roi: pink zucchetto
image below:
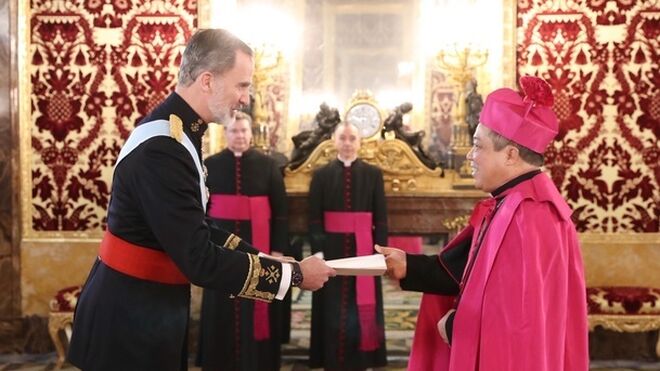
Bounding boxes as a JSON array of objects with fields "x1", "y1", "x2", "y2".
[{"x1": 479, "y1": 76, "x2": 559, "y2": 154}]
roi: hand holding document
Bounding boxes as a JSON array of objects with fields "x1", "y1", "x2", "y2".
[{"x1": 324, "y1": 254, "x2": 387, "y2": 276}]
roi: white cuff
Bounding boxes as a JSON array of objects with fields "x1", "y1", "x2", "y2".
[{"x1": 276, "y1": 263, "x2": 292, "y2": 300}]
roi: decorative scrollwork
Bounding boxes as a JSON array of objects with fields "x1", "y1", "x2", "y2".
[
  {"x1": 442, "y1": 214, "x2": 470, "y2": 233},
  {"x1": 285, "y1": 137, "x2": 453, "y2": 195}
]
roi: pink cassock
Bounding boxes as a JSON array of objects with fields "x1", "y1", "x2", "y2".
[
  {"x1": 407, "y1": 212, "x2": 485, "y2": 371},
  {"x1": 448, "y1": 173, "x2": 589, "y2": 371},
  {"x1": 407, "y1": 293, "x2": 453, "y2": 371}
]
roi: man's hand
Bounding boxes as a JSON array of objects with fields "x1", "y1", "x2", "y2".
[
  {"x1": 298, "y1": 256, "x2": 336, "y2": 291},
  {"x1": 374, "y1": 244, "x2": 407, "y2": 280},
  {"x1": 437, "y1": 309, "x2": 455, "y2": 344}
]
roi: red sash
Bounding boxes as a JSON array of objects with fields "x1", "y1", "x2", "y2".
[
  {"x1": 208, "y1": 194, "x2": 271, "y2": 341},
  {"x1": 99, "y1": 230, "x2": 189, "y2": 285},
  {"x1": 324, "y1": 211, "x2": 380, "y2": 351}
]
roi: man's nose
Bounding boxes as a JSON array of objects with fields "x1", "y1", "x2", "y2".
[{"x1": 239, "y1": 92, "x2": 250, "y2": 106}]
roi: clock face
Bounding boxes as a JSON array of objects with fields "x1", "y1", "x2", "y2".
[{"x1": 345, "y1": 103, "x2": 382, "y2": 138}]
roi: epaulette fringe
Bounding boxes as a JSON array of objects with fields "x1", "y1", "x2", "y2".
[{"x1": 169, "y1": 114, "x2": 183, "y2": 142}]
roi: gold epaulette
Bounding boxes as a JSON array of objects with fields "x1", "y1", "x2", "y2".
[{"x1": 169, "y1": 114, "x2": 183, "y2": 143}]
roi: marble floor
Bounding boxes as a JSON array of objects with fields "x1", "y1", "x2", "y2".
[
  {"x1": 1, "y1": 353, "x2": 660, "y2": 371},
  {"x1": 2, "y1": 242, "x2": 658, "y2": 370}
]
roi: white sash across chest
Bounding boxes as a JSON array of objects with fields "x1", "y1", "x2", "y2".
[{"x1": 115, "y1": 119, "x2": 208, "y2": 211}]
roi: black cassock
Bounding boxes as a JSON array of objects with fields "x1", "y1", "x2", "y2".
[
  {"x1": 68, "y1": 93, "x2": 287, "y2": 371},
  {"x1": 197, "y1": 148, "x2": 289, "y2": 371},
  {"x1": 308, "y1": 159, "x2": 388, "y2": 370}
]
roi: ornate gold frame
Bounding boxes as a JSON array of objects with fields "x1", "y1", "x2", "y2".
[
  {"x1": 17, "y1": 1, "x2": 215, "y2": 239},
  {"x1": 284, "y1": 137, "x2": 483, "y2": 197},
  {"x1": 589, "y1": 314, "x2": 660, "y2": 357}
]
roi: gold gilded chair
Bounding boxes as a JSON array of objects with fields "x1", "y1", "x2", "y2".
[
  {"x1": 587, "y1": 286, "x2": 660, "y2": 357},
  {"x1": 48, "y1": 285, "x2": 81, "y2": 369}
]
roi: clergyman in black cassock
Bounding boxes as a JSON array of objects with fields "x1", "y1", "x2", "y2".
[
  {"x1": 197, "y1": 113, "x2": 289, "y2": 371},
  {"x1": 308, "y1": 123, "x2": 388, "y2": 370}
]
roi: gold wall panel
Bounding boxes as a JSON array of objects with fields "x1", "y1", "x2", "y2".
[{"x1": 580, "y1": 233, "x2": 660, "y2": 288}]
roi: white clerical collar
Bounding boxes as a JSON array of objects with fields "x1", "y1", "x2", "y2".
[
  {"x1": 231, "y1": 150, "x2": 242, "y2": 157},
  {"x1": 337, "y1": 155, "x2": 357, "y2": 167}
]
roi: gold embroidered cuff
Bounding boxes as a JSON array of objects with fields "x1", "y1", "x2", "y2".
[
  {"x1": 224, "y1": 233, "x2": 241, "y2": 250},
  {"x1": 237, "y1": 254, "x2": 275, "y2": 303}
]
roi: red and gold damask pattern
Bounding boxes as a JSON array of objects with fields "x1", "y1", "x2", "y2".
[
  {"x1": 29, "y1": 0, "x2": 196, "y2": 231},
  {"x1": 49, "y1": 285, "x2": 82, "y2": 312},
  {"x1": 587, "y1": 287, "x2": 660, "y2": 315},
  {"x1": 517, "y1": 1, "x2": 659, "y2": 232}
]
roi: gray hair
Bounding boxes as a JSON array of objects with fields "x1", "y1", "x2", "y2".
[
  {"x1": 487, "y1": 129, "x2": 544, "y2": 167},
  {"x1": 177, "y1": 29, "x2": 253, "y2": 87}
]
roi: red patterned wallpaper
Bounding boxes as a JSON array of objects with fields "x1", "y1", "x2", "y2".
[
  {"x1": 517, "y1": 1, "x2": 659, "y2": 232},
  {"x1": 28, "y1": 1, "x2": 658, "y2": 233},
  {"x1": 29, "y1": 0, "x2": 196, "y2": 231}
]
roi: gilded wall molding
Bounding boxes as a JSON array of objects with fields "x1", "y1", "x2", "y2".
[
  {"x1": 285, "y1": 137, "x2": 479, "y2": 197},
  {"x1": 579, "y1": 232, "x2": 660, "y2": 245},
  {"x1": 588, "y1": 314, "x2": 660, "y2": 333}
]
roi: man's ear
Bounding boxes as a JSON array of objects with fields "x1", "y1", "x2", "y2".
[
  {"x1": 198, "y1": 71, "x2": 213, "y2": 93},
  {"x1": 505, "y1": 145, "x2": 520, "y2": 165}
]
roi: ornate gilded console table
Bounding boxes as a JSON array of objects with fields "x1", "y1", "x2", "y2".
[{"x1": 285, "y1": 138, "x2": 484, "y2": 235}]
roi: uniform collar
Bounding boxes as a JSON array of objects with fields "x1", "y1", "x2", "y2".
[
  {"x1": 167, "y1": 92, "x2": 208, "y2": 143},
  {"x1": 491, "y1": 169, "x2": 542, "y2": 198},
  {"x1": 140, "y1": 92, "x2": 209, "y2": 142},
  {"x1": 226, "y1": 147, "x2": 255, "y2": 159},
  {"x1": 336, "y1": 155, "x2": 358, "y2": 167}
]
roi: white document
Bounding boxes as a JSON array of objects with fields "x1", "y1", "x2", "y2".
[{"x1": 325, "y1": 254, "x2": 387, "y2": 276}]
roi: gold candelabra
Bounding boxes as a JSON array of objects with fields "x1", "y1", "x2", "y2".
[
  {"x1": 435, "y1": 46, "x2": 488, "y2": 177},
  {"x1": 251, "y1": 47, "x2": 284, "y2": 152}
]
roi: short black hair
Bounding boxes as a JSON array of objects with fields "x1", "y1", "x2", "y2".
[{"x1": 487, "y1": 129, "x2": 544, "y2": 166}]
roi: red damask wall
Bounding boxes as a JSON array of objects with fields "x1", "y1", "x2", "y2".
[
  {"x1": 29, "y1": 0, "x2": 196, "y2": 231},
  {"x1": 517, "y1": 0, "x2": 659, "y2": 232},
  {"x1": 28, "y1": 1, "x2": 658, "y2": 233}
]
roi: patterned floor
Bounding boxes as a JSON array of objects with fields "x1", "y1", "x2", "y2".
[
  {"x1": 2, "y1": 246, "x2": 659, "y2": 370},
  {"x1": 285, "y1": 275, "x2": 422, "y2": 357},
  {"x1": 1, "y1": 353, "x2": 659, "y2": 371}
]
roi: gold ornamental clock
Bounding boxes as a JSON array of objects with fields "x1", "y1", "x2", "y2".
[{"x1": 344, "y1": 90, "x2": 383, "y2": 139}]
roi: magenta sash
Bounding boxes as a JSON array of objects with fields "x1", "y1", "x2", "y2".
[
  {"x1": 324, "y1": 211, "x2": 380, "y2": 351},
  {"x1": 387, "y1": 236, "x2": 423, "y2": 254},
  {"x1": 208, "y1": 194, "x2": 271, "y2": 341}
]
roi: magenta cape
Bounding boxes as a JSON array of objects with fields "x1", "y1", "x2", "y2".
[{"x1": 449, "y1": 173, "x2": 589, "y2": 371}]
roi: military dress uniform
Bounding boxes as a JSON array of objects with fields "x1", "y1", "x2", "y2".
[
  {"x1": 68, "y1": 93, "x2": 290, "y2": 371},
  {"x1": 197, "y1": 148, "x2": 289, "y2": 371},
  {"x1": 308, "y1": 158, "x2": 388, "y2": 370}
]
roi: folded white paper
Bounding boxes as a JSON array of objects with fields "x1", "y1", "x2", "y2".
[{"x1": 325, "y1": 254, "x2": 387, "y2": 276}]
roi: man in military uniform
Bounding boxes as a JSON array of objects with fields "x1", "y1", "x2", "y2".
[
  {"x1": 197, "y1": 112, "x2": 288, "y2": 370},
  {"x1": 308, "y1": 122, "x2": 388, "y2": 370},
  {"x1": 68, "y1": 29, "x2": 335, "y2": 371}
]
